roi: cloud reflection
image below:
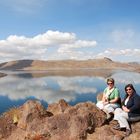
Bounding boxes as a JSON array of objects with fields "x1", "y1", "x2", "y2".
[
  {"x1": 112, "y1": 71, "x2": 140, "y2": 85},
  {"x1": 0, "y1": 70, "x2": 140, "y2": 104},
  {"x1": 0, "y1": 75, "x2": 97, "y2": 103}
]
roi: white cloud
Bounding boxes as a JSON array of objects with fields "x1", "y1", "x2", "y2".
[
  {"x1": 54, "y1": 77, "x2": 97, "y2": 94},
  {"x1": 94, "y1": 28, "x2": 140, "y2": 62},
  {"x1": 0, "y1": 30, "x2": 97, "y2": 62},
  {"x1": 112, "y1": 71, "x2": 140, "y2": 85},
  {"x1": 0, "y1": 29, "x2": 139, "y2": 62},
  {"x1": 32, "y1": 30, "x2": 76, "y2": 45},
  {"x1": 96, "y1": 48, "x2": 140, "y2": 60},
  {"x1": 58, "y1": 40, "x2": 97, "y2": 53}
]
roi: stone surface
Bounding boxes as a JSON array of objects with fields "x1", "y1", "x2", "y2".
[
  {"x1": 17, "y1": 100, "x2": 49, "y2": 129},
  {"x1": 0, "y1": 99, "x2": 140, "y2": 140}
]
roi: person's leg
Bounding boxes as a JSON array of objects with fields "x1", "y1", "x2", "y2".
[
  {"x1": 114, "y1": 108, "x2": 124, "y2": 120},
  {"x1": 113, "y1": 108, "x2": 132, "y2": 136},
  {"x1": 104, "y1": 103, "x2": 119, "y2": 113},
  {"x1": 102, "y1": 104, "x2": 118, "y2": 120},
  {"x1": 96, "y1": 101, "x2": 104, "y2": 109},
  {"x1": 114, "y1": 111, "x2": 130, "y2": 130},
  {"x1": 117, "y1": 116, "x2": 130, "y2": 130}
]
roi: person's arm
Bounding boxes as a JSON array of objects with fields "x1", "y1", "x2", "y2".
[
  {"x1": 109, "y1": 97, "x2": 119, "y2": 104},
  {"x1": 129, "y1": 94, "x2": 140, "y2": 112},
  {"x1": 109, "y1": 88, "x2": 120, "y2": 104},
  {"x1": 122, "y1": 105, "x2": 130, "y2": 112}
]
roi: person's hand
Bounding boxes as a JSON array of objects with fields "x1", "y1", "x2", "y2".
[
  {"x1": 103, "y1": 101, "x2": 109, "y2": 105},
  {"x1": 122, "y1": 105, "x2": 130, "y2": 112}
]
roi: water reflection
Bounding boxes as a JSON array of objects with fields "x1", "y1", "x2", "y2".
[{"x1": 0, "y1": 70, "x2": 140, "y2": 114}]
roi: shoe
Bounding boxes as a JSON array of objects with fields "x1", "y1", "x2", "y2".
[
  {"x1": 125, "y1": 129, "x2": 132, "y2": 136},
  {"x1": 113, "y1": 125, "x2": 126, "y2": 131},
  {"x1": 106, "y1": 112, "x2": 114, "y2": 121},
  {"x1": 106, "y1": 113, "x2": 111, "y2": 120}
]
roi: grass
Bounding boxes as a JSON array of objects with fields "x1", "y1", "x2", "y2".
[{"x1": 2, "y1": 107, "x2": 20, "y2": 124}]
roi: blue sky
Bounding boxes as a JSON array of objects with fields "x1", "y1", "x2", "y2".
[{"x1": 0, "y1": 0, "x2": 140, "y2": 63}]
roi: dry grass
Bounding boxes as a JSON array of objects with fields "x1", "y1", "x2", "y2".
[{"x1": 2, "y1": 107, "x2": 20, "y2": 124}]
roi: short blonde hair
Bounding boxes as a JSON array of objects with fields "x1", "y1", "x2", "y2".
[{"x1": 106, "y1": 78, "x2": 114, "y2": 84}]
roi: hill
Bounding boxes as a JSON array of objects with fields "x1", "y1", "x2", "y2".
[{"x1": 0, "y1": 58, "x2": 140, "y2": 73}]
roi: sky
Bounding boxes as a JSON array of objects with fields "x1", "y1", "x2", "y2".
[{"x1": 0, "y1": 0, "x2": 140, "y2": 63}]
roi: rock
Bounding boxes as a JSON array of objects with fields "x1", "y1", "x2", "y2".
[
  {"x1": 0, "y1": 99, "x2": 140, "y2": 140},
  {"x1": 123, "y1": 122, "x2": 140, "y2": 140},
  {"x1": 0, "y1": 111, "x2": 17, "y2": 139},
  {"x1": 87, "y1": 125, "x2": 124, "y2": 140},
  {"x1": 17, "y1": 100, "x2": 50, "y2": 129},
  {"x1": 24, "y1": 100, "x2": 106, "y2": 140},
  {"x1": 65, "y1": 101, "x2": 106, "y2": 127},
  {"x1": 47, "y1": 99, "x2": 71, "y2": 115}
]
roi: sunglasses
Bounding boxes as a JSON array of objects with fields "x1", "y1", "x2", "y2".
[
  {"x1": 126, "y1": 88, "x2": 132, "y2": 91},
  {"x1": 107, "y1": 82, "x2": 113, "y2": 85}
]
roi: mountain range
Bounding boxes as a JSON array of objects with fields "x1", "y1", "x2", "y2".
[{"x1": 0, "y1": 57, "x2": 139, "y2": 73}]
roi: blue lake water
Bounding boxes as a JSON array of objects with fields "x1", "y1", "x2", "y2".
[{"x1": 0, "y1": 70, "x2": 140, "y2": 114}]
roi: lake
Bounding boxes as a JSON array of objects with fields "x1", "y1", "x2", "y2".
[{"x1": 0, "y1": 69, "x2": 140, "y2": 114}]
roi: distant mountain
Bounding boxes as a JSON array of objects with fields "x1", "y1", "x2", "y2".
[
  {"x1": 128, "y1": 62, "x2": 140, "y2": 65},
  {"x1": 0, "y1": 58, "x2": 140, "y2": 73}
]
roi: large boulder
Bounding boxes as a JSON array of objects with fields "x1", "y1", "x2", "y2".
[
  {"x1": 2, "y1": 99, "x2": 106, "y2": 140},
  {"x1": 23, "y1": 100, "x2": 106, "y2": 140},
  {"x1": 17, "y1": 100, "x2": 51, "y2": 129},
  {"x1": 47, "y1": 99, "x2": 71, "y2": 115},
  {"x1": 1, "y1": 99, "x2": 140, "y2": 140}
]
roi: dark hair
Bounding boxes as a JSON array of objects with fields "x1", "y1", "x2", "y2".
[
  {"x1": 122, "y1": 84, "x2": 136, "y2": 105},
  {"x1": 125, "y1": 84, "x2": 136, "y2": 93}
]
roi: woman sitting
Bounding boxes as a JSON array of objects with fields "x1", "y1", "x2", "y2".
[
  {"x1": 113, "y1": 84, "x2": 140, "y2": 136},
  {"x1": 96, "y1": 78, "x2": 120, "y2": 119}
]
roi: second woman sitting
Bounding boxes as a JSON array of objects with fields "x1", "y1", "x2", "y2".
[{"x1": 113, "y1": 84, "x2": 140, "y2": 136}]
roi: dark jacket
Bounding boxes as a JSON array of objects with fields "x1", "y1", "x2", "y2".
[{"x1": 124, "y1": 92, "x2": 140, "y2": 117}]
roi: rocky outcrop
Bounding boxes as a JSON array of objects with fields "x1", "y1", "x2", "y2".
[{"x1": 0, "y1": 99, "x2": 140, "y2": 140}]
